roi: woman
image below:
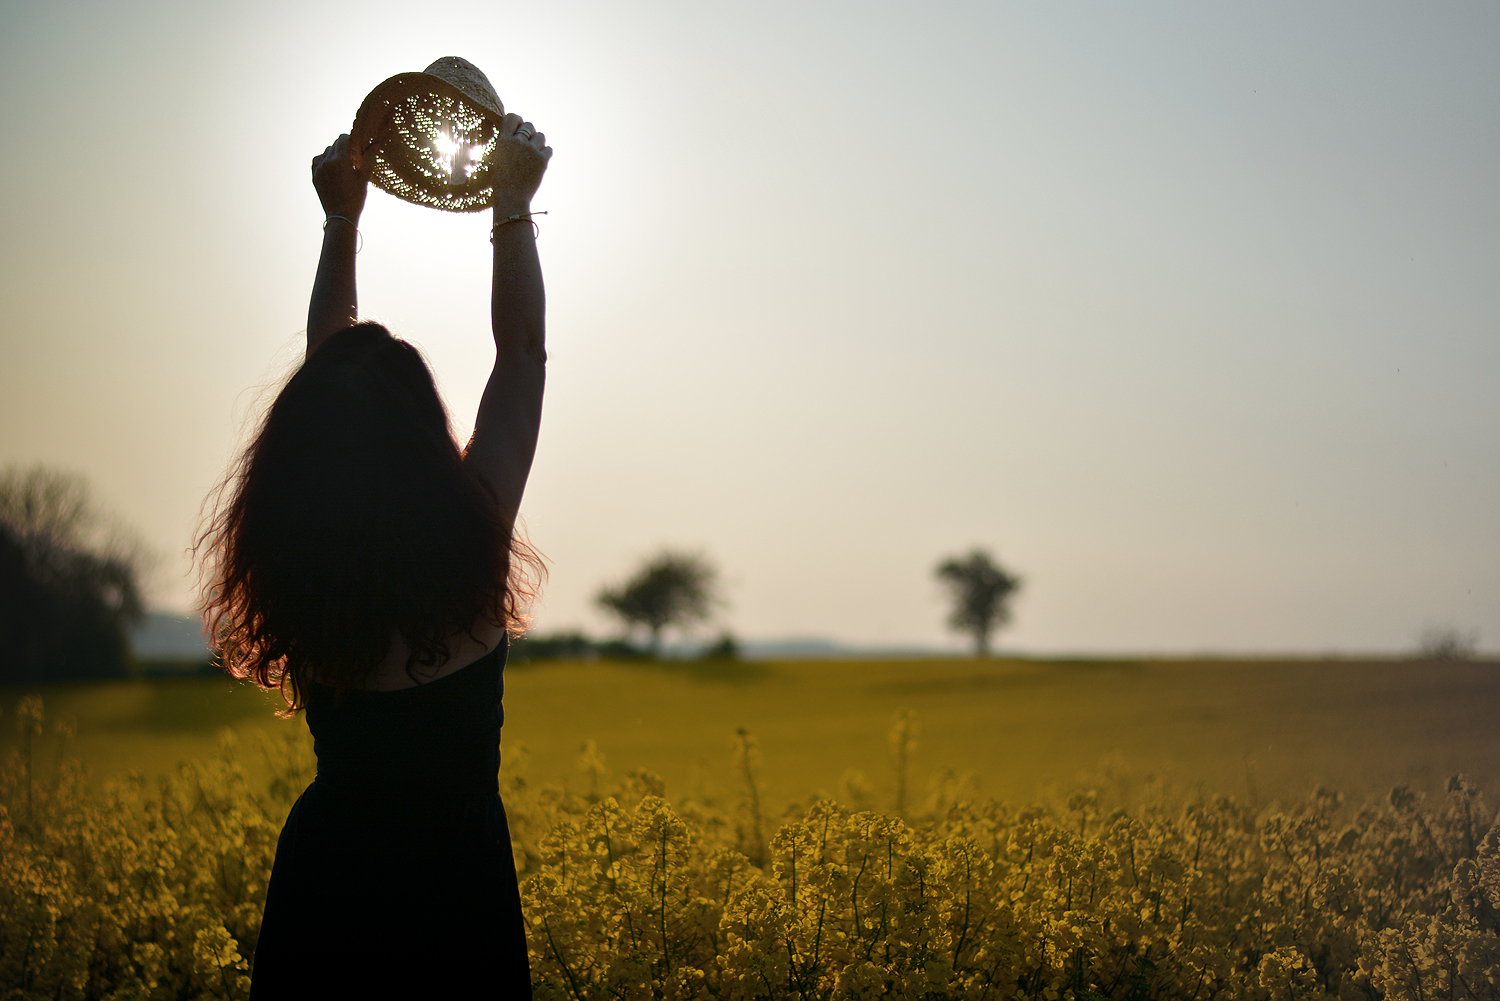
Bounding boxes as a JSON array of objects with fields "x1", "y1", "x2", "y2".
[{"x1": 199, "y1": 113, "x2": 551, "y2": 997}]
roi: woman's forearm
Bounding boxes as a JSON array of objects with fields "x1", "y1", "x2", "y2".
[
  {"x1": 466, "y1": 199, "x2": 548, "y2": 525},
  {"x1": 306, "y1": 134, "x2": 369, "y2": 358},
  {"x1": 489, "y1": 201, "x2": 547, "y2": 366},
  {"x1": 307, "y1": 219, "x2": 359, "y2": 357}
]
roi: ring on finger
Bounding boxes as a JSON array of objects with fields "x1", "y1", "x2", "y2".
[{"x1": 515, "y1": 124, "x2": 535, "y2": 140}]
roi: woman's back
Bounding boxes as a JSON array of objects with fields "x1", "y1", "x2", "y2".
[
  {"x1": 307, "y1": 640, "x2": 507, "y2": 796},
  {"x1": 248, "y1": 643, "x2": 532, "y2": 998}
]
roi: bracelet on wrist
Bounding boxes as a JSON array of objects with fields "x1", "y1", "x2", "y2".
[
  {"x1": 324, "y1": 215, "x2": 362, "y2": 253},
  {"x1": 490, "y1": 210, "x2": 547, "y2": 243}
]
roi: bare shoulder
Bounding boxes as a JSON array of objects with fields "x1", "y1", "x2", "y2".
[{"x1": 360, "y1": 619, "x2": 507, "y2": 691}]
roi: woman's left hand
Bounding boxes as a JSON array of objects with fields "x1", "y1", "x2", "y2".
[{"x1": 490, "y1": 113, "x2": 551, "y2": 215}]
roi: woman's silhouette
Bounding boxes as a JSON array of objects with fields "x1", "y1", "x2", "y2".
[{"x1": 200, "y1": 114, "x2": 551, "y2": 997}]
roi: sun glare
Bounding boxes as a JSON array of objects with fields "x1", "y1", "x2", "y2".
[{"x1": 430, "y1": 131, "x2": 487, "y2": 181}]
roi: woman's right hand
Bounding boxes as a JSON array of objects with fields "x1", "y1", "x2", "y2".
[{"x1": 311, "y1": 134, "x2": 369, "y2": 222}]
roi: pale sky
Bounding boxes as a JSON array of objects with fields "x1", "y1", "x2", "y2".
[{"x1": 2, "y1": 1, "x2": 1496, "y2": 654}]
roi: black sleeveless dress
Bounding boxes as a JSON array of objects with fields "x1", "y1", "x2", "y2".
[{"x1": 249, "y1": 641, "x2": 532, "y2": 998}]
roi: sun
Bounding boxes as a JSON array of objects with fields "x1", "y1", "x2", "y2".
[{"x1": 431, "y1": 131, "x2": 487, "y2": 181}]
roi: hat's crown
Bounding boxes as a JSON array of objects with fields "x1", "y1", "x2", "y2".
[{"x1": 422, "y1": 57, "x2": 504, "y2": 121}]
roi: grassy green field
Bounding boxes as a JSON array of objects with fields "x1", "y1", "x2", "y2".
[{"x1": 2, "y1": 656, "x2": 1495, "y2": 817}]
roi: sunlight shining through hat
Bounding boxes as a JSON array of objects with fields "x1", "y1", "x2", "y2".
[{"x1": 351, "y1": 57, "x2": 508, "y2": 212}]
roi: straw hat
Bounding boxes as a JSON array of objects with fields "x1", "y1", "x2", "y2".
[{"x1": 351, "y1": 57, "x2": 508, "y2": 213}]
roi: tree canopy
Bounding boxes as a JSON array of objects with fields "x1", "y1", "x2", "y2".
[
  {"x1": 595, "y1": 551, "x2": 719, "y2": 658},
  {"x1": 0, "y1": 466, "x2": 149, "y2": 682},
  {"x1": 935, "y1": 548, "x2": 1021, "y2": 658}
]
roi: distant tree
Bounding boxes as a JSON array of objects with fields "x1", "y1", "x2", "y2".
[
  {"x1": 596, "y1": 551, "x2": 719, "y2": 658},
  {"x1": 1417, "y1": 625, "x2": 1478, "y2": 662},
  {"x1": 0, "y1": 466, "x2": 149, "y2": 683},
  {"x1": 699, "y1": 631, "x2": 741, "y2": 662},
  {"x1": 935, "y1": 548, "x2": 1021, "y2": 658},
  {"x1": 512, "y1": 630, "x2": 596, "y2": 663}
]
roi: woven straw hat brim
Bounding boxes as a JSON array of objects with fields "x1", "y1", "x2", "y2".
[{"x1": 351, "y1": 67, "x2": 507, "y2": 213}]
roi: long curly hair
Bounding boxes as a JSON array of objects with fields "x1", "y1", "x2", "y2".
[{"x1": 198, "y1": 323, "x2": 541, "y2": 713}]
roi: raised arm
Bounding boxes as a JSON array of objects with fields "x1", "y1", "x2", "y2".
[
  {"x1": 463, "y1": 113, "x2": 553, "y2": 527},
  {"x1": 307, "y1": 134, "x2": 370, "y2": 358}
]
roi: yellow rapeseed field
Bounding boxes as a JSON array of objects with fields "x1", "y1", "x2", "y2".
[
  {"x1": 1, "y1": 660, "x2": 1498, "y2": 999},
  {"x1": 3, "y1": 657, "x2": 1496, "y2": 815}
]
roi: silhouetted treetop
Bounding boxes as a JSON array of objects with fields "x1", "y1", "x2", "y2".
[
  {"x1": 596, "y1": 550, "x2": 719, "y2": 658},
  {"x1": 935, "y1": 548, "x2": 1021, "y2": 658}
]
